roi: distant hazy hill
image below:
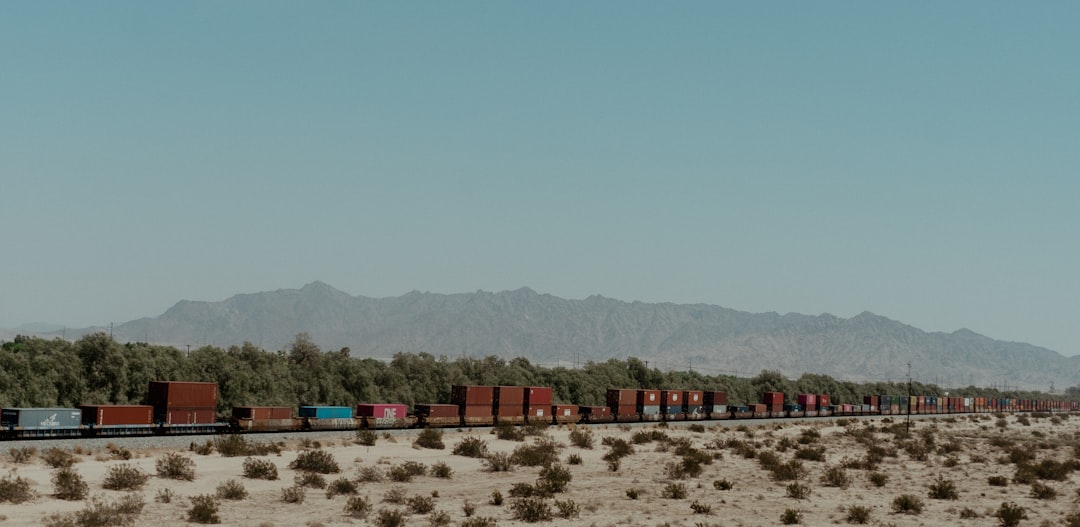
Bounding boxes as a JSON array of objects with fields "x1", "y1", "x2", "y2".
[{"x1": 50, "y1": 282, "x2": 1080, "y2": 390}]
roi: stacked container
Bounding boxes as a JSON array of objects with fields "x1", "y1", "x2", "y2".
[
  {"x1": 606, "y1": 389, "x2": 639, "y2": 422},
  {"x1": 762, "y1": 392, "x2": 784, "y2": 417},
  {"x1": 452, "y1": 385, "x2": 495, "y2": 425},
  {"x1": 863, "y1": 396, "x2": 879, "y2": 413},
  {"x1": 148, "y1": 381, "x2": 218, "y2": 425},
  {"x1": 638, "y1": 389, "x2": 662, "y2": 421},
  {"x1": 660, "y1": 390, "x2": 684, "y2": 420},
  {"x1": 524, "y1": 386, "x2": 553, "y2": 424},
  {"x1": 704, "y1": 391, "x2": 729, "y2": 419},
  {"x1": 684, "y1": 390, "x2": 705, "y2": 419},
  {"x1": 493, "y1": 386, "x2": 526, "y2": 424},
  {"x1": 818, "y1": 394, "x2": 832, "y2": 417},
  {"x1": 798, "y1": 394, "x2": 817, "y2": 417}
]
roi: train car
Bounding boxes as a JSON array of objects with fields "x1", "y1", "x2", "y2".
[
  {"x1": 1, "y1": 408, "x2": 83, "y2": 438},
  {"x1": 357, "y1": 403, "x2": 415, "y2": 429},
  {"x1": 684, "y1": 391, "x2": 706, "y2": 420},
  {"x1": 606, "y1": 389, "x2": 640, "y2": 423},
  {"x1": 638, "y1": 389, "x2": 662, "y2": 422},
  {"x1": 79, "y1": 405, "x2": 155, "y2": 436},
  {"x1": 551, "y1": 404, "x2": 579, "y2": 425},
  {"x1": 415, "y1": 404, "x2": 461, "y2": 428},
  {"x1": 232, "y1": 406, "x2": 300, "y2": 432},
  {"x1": 660, "y1": 390, "x2": 685, "y2": 421},
  {"x1": 525, "y1": 387, "x2": 554, "y2": 424},
  {"x1": 453, "y1": 385, "x2": 496, "y2": 426},
  {"x1": 299, "y1": 406, "x2": 357, "y2": 431},
  {"x1": 579, "y1": 405, "x2": 615, "y2": 423}
]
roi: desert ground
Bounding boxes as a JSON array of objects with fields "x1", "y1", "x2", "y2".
[{"x1": 2, "y1": 413, "x2": 1079, "y2": 526}]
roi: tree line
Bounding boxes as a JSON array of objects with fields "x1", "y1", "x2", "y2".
[{"x1": 0, "y1": 332, "x2": 1067, "y2": 413}]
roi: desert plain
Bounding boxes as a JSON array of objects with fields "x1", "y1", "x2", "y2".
[{"x1": 2, "y1": 413, "x2": 1079, "y2": 526}]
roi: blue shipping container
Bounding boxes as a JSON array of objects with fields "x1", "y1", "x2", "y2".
[
  {"x1": 1, "y1": 408, "x2": 83, "y2": 429},
  {"x1": 298, "y1": 406, "x2": 353, "y2": 419}
]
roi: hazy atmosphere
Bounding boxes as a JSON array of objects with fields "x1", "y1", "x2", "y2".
[{"x1": 2, "y1": 3, "x2": 1078, "y2": 355}]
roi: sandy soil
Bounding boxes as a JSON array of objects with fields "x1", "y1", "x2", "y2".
[{"x1": 2, "y1": 413, "x2": 1078, "y2": 526}]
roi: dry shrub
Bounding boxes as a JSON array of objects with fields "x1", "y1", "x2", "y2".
[
  {"x1": 42, "y1": 448, "x2": 77, "y2": 469},
  {"x1": 188, "y1": 494, "x2": 220, "y2": 524},
  {"x1": 413, "y1": 428, "x2": 445, "y2": 450},
  {"x1": 215, "y1": 479, "x2": 248, "y2": 500},
  {"x1": 242, "y1": 457, "x2": 279, "y2": 480},
  {"x1": 511, "y1": 497, "x2": 552, "y2": 522},
  {"x1": 156, "y1": 452, "x2": 196, "y2": 481},
  {"x1": 325, "y1": 477, "x2": 359, "y2": 498},
  {"x1": 8, "y1": 447, "x2": 36, "y2": 464},
  {"x1": 453, "y1": 436, "x2": 489, "y2": 458},
  {"x1": 344, "y1": 495, "x2": 372, "y2": 518},
  {"x1": 43, "y1": 493, "x2": 145, "y2": 527},
  {"x1": 289, "y1": 450, "x2": 340, "y2": 474},
  {"x1": 103, "y1": 464, "x2": 149, "y2": 491},
  {"x1": 52, "y1": 467, "x2": 88, "y2": 500}
]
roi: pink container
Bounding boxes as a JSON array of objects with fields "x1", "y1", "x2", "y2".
[{"x1": 356, "y1": 404, "x2": 408, "y2": 419}]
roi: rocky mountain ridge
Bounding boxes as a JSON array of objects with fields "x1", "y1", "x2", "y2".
[{"x1": 22, "y1": 281, "x2": 1080, "y2": 390}]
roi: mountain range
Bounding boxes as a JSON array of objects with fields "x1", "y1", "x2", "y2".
[{"x1": 12, "y1": 281, "x2": 1079, "y2": 391}]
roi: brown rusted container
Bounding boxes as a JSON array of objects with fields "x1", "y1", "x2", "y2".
[
  {"x1": 610, "y1": 404, "x2": 637, "y2": 417},
  {"x1": 684, "y1": 391, "x2": 704, "y2": 406},
  {"x1": 524, "y1": 387, "x2": 553, "y2": 406},
  {"x1": 148, "y1": 381, "x2": 218, "y2": 408},
  {"x1": 451, "y1": 385, "x2": 494, "y2": 406},
  {"x1": 863, "y1": 396, "x2": 879, "y2": 407},
  {"x1": 762, "y1": 392, "x2": 784, "y2": 405},
  {"x1": 232, "y1": 406, "x2": 292, "y2": 420},
  {"x1": 494, "y1": 403, "x2": 525, "y2": 417},
  {"x1": 162, "y1": 407, "x2": 216, "y2": 425},
  {"x1": 551, "y1": 405, "x2": 578, "y2": 419},
  {"x1": 461, "y1": 405, "x2": 493, "y2": 418},
  {"x1": 580, "y1": 405, "x2": 614, "y2": 423},
  {"x1": 606, "y1": 389, "x2": 637, "y2": 408},
  {"x1": 415, "y1": 404, "x2": 460, "y2": 418},
  {"x1": 660, "y1": 390, "x2": 682, "y2": 406},
  {"x1": 79, "y1": 405, "x2": 153, "y2": 426},
  {"x1": 637, "y1": 389, "x2": 661, "y2": 406},
  {"x1": 704, "y1": 391, "x2": 728, "y2": 405},
  {"x1": 493, "y1": 386, "x2": 525, "y2": 406}
]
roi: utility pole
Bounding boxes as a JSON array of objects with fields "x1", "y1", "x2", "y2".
[{"x1": 906, "y1": 362, "x2": 912, "y2": 433}]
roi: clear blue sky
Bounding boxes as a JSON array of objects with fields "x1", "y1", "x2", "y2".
[{"x1": 2, "y1": 3, "x2": 1077, "y2": 355}]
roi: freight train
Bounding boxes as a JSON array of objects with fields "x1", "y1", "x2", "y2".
[{"x1": 1, "y1": 381, "x2": 1075, "y2": 440}]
